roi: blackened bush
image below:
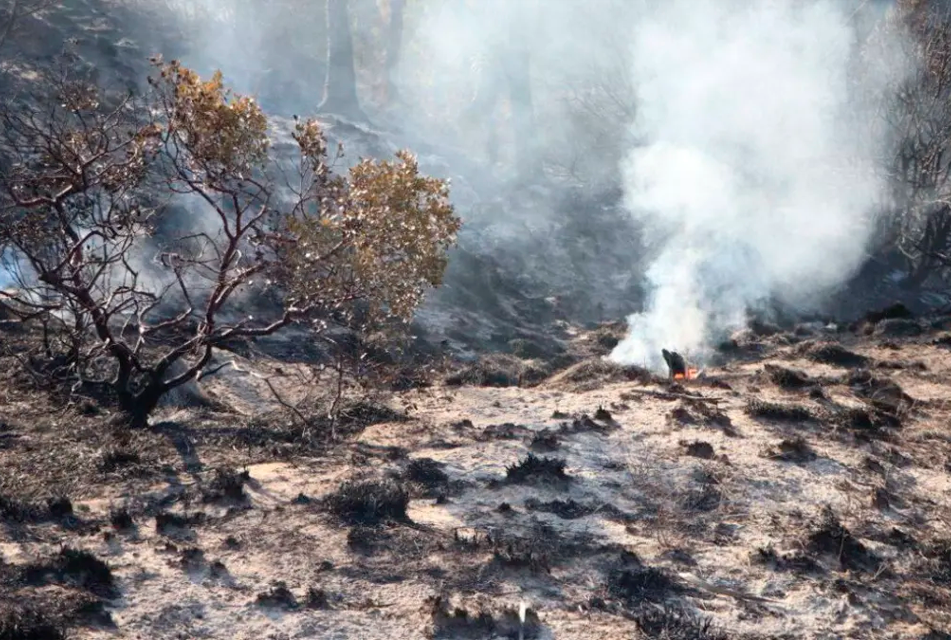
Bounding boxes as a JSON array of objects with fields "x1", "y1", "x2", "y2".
[
  {"x1": 635, "y1": 604, "x2": 728, "y2": 640},
  {"x1": 0, "y1": 607, "x2": 66, "y2": 640},
  {"x1": 505, "y1": 454, "x2": 570, "y2": 486},
  {"x1": 23, "y1": 547, "x2": 117, "y2": 597},
  {"x1": 746, "y1": 399, "x2": 815, "y2": 423},
  {"x1": 325, "y1": 479, "x2": 410, "y2": 525}
]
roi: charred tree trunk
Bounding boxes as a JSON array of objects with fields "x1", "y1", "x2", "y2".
[
  {"x1": 506, "y1": 35, "x2": 539, "y2": 182},
  {"x1": 384, "y1": 0, "x2": 404, "y2": 105},
  {"x1": 115, "y1": 383, "x2": 164, "y2": 430},
  {"x1": 319, "y1": 0, "x2": 367, "y2": 121}
]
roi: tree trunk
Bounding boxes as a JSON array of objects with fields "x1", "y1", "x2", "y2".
[
  {"x1": 319, "y1": 0, "x2": 367, "y2": 121},
  {"x1": 114, "y1": 384, "x2": 164, "y2": 430},
  {"x1": 384, "y1": 0, "x2": 405, "y2": 105},
  {"x1": 506, "y1": 22, "x2": 539, "y2": 182}
]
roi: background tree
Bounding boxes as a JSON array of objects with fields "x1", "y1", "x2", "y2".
[
  {"x1": 874, "y1": 0, "x2": 951, "y2": 290},
  {"x1": 319, "y1": 0, "x2": 366, "y2": 120},
  {"x1": 383, "y1": 0, "x2": 405, "y2": 105},
  {"x1": 0, "y1": 57, "x2": 459, "y2": 428},
  {"x1": 0, "y1": 0, "x2": 55, "y2": 52}
]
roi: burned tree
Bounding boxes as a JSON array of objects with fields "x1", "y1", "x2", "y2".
[
  {"x1": 0, "y1": 58, "x2": 460, "y2": 428},
  {"x1": 874, "y1": 0, "x2": 951, "y2": 289},
  {"x1": 319, "y1": 0, "x2": 366, "y2": 120},
  {"x1": 461, "y1": 0, "x2": 539, "y2": 180},
  {"x1": 0, "y1": 0, "x2": 55, "y2": 53},
  {"x1": 383, "y1": 0, "x2": 405, "y2": 105}
]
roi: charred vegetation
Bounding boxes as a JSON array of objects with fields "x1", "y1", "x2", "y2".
[
  {"x1": 324, "y1": 479, "x2": 411, "y2": 525},
  {"x1": 504, "y1": 454, "x2": 571, "y2": 487}
]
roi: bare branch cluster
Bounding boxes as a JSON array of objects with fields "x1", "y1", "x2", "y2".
[
  {"x1": 0, "y1": 57, "x2": 460, "y2": 428},
  {"x1": 876, "y1": 0, "x2": 951, "y2": 288}
]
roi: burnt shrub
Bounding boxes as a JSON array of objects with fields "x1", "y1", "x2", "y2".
[
  {"x1": 109, "y1": 508, "x2": 134, "y2": 531},
  {"x1": 764, "y1": 364, "x2": 813, "y2": 390},
  {"x1": 808, "y1": 507, "x2": 881, "y2": 573},
  {"x1": 0, "y1": 496, "x2": 45, "y2": 523},
  {"x1": 505, "y1": 454, "x2": 570, "y2": 486},
  {"x1": 752, "y1": 545, "x2": 823, "y2": 575},
  {"x1": 607, "y1": 552, "x2": 683, "y2": 605},
  {"x1": 22, "y1": 547, "x2": 117, "y2": 598},
  {"x1": 746, "y1": 399, "x2": 815, "y2": 423},
  {"x1": 805, "y1": 342, "x2": 869, "y2": 368},
  {"x1": 45, "y1": 497, "x2": 73, "y2": 520},
  {"x1": 763, "y1": 437, "x2": 817, "y2": 463},
  {"x1": 528, "y1": 429, "x2": 560, "y2": 452},
  {"x1": 920, "y1": 540, "x2": 951, "y2": 587},
  {"x1": 202, "y1": 468, "x2": 249, "y2": 503},
  {"x1": 256, "y1": 582, "x2": 299, "y2": 610},
  {"x1": 0, "y1": 607, "x2": 66, "y2": 640},
  {"x1": 97, "y1": 448, "x2": 141, "y2": 473},
  {"x1": 680, "y1": 440, "x2": 715, "y2": 460},
  {"x1": 324, "y1": 479, "x2": 410, "y2": 525},
  {"x1": 403, "y1": 458, "x2": 450, "y2": 493},
  {"x1": 428, "y1": 595, "x2": 543, "y2": 640},
  {"x1": 634, "y1": 604, "x2": 728, "y2": 640}
]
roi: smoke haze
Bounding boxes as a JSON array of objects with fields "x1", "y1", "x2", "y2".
[
  {"x1": 609, "y1": 0, "x2": 901, "y2": 369},
  {"x1": 1, "y1": 0, "x2": 915, "y2": 356}
]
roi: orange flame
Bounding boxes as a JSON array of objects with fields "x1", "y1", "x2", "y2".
[{"x1": 673, "y1": 368, "x2": 700, "y2": 381}]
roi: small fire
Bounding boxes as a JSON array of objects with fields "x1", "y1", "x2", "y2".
[{"x1": 673, "y1": 368, "x2": 700, "y2": 381}]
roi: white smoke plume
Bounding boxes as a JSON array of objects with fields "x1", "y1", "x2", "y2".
[{"x1": 610, "y1": 0, "x2": 901, "y2": 370}]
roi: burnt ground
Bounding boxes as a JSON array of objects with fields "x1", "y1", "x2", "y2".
[{"x1": 2, "y1": 314, "x2": 951, "y2": 640}]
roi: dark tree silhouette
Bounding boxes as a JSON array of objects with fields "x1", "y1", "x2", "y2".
[
  {"x1": 319, "y1": 0, "x2": 366, "y2": 120},
  {"x1": 384, "y1": 0, "x2": 405, "y2": 105},
  {"x1": 461, "y1": 3, "x2": 539, "y2": 181},
  {"x1": 506, "y1": 22, "x2": 539, "y2": 181}
]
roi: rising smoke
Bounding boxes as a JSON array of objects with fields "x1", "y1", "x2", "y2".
[
  {"x1": 0, "y1": 0, "x2": 912, "y2": 354},
  {"x1": 609, "y1": 0, "x2": 903, "y2": 370}
]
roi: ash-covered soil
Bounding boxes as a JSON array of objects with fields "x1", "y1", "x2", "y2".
[{"x1": 3, "y1": 314, "x2": 951, "y2": 639}]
